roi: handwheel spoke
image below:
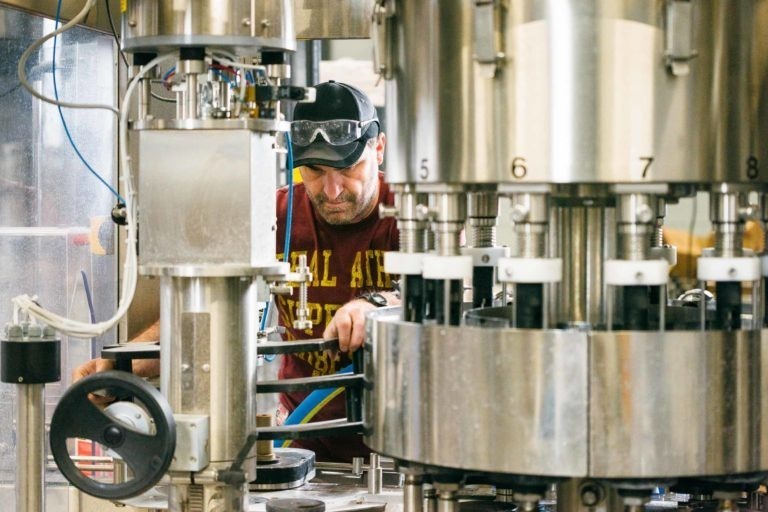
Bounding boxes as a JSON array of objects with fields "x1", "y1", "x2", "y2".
[
  {"x1": 59, "y1": 399, "x2": 115, "y2": 440},
  {"x1": 118, "y1": 429, "x2": 165, "y2": 479}
]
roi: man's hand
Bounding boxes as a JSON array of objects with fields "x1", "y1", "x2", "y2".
[
  {"x1": 71, "y1": 321, "x2": 161, "y2": 404},
  {"x1": 323, "y1": 299, "x2": 375, "y2": 353},
  {"x1": 72, "y1": 358, "x2": 117, "y2": 405},
  {"x1": 323, "y1": 291, "x2": 400, "y2": 353}
]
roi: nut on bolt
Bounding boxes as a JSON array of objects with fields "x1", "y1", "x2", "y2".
[{"x1": 293, "y1": 254, "x2": 314, "y2": 330}]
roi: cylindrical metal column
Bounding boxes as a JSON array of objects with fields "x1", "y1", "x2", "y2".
[
  {"x1": 161, "y1": 275, "x2": 259, "y2": 478},
  {"x1": 552, "y1": 205, "x2": 613, "y2": 328},
  {"x1": 16, "y1": 384, "x2": 44, "y2": 512},
  {"x1": 404, "y1": 475, "x2": 424, "y2": 512}
]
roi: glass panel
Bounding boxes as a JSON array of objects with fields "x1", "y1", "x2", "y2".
[{"x1": 0, "y1": 3, "x2": 117, "y2": 499}]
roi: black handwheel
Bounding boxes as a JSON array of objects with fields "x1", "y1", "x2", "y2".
[{"x1": 50, "y1": 370, "x2": 176, "y2": 500}]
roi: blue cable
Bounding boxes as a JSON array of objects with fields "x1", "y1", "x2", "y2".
[
  {"x1": 80, "y1": 270, "x2": 96, "y2": 323},
  {"x1": 260, "y1": 132, "x2": 295, "y2": 362},
  {"x1": 162, "y1": 66, "x2": 175, "y2": 81},
  {"x1": 211, "y1": 69, "x2": 237, "y2": 89},
  {"x1": 284, "y1": 132, "x2": 294, "y2": 261},
  {"x1": 274, "y1": 364, "x2": 353, "y2": 447},
  {"x1": 53, "y1": 0, "x2": 124, "y2": 203}
]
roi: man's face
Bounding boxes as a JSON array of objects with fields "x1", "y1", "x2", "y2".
[{"x1": 299, "y1": 134, "x2": 386, "y2": 225}]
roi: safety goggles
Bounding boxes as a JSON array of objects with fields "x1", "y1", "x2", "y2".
[{"x1": 290, "y1": 119, "x2": 378, "y2": 147}]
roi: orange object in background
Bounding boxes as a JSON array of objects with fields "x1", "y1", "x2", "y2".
[{"x1": 665, "y1": 221, "x2": 765, "y2": 279}]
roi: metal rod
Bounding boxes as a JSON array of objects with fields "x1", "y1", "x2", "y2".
[
  {"x1": 699, "y1": 280, "x2": 707, "y2": 330},
  {"x1": 659, "y1": 284, "x2": 666, "y2": 332},
  {"x1": 404, "y1": 475, "x2": 424, "y2": 512},
  {"x1": 139, "y1": 77, "x2": 150, "y2": 120},
  {"x1": 751, "y1": 279, "x2": 761, "y2": 330},
  {"x1": 437, "y1": 489, "x2": 458, "y2": 512},
  {"x1": 512, "y1": 284, "x2": 518, "y2": 328},
  {"x1": 368, "y1": 453, "x2": 382, "y2": 495},
  {"x1": 16, "y1": 384, "x2": 44, "y2": 512},
  {"x1": 606, "y1": 285, "x2": 613, "y2": 332},
  {"x1": 185, "y1": 73, "x2": 198, "y2": 120}
]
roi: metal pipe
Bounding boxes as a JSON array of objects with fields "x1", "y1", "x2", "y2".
[
  {"x1": 437, "y1": 489, "x2": 458, "y2": 512},
  {"x1": 185, "y1": 73, "x2": 199, "y2": 120},
  {"x1": 16, "y1": 384, "x2": 44, "y2": 512},
  {"x1": 368, "y1": 453, "x2": 382, "y2": 495},
  {"x1": 553, "y1": 206, "x2": 611, "y2": 327},
  {"x1": 404, "y1": 475, "x2": 424, "y2": 512},
  {"x1": 138, "y1": 77, "x2": 150, "y2": 120}
]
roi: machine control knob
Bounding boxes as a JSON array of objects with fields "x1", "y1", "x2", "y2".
[{"x1": 50, "y1": 371, "x2": 176, "y2": 500}]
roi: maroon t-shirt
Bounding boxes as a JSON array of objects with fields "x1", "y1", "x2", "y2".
[{"x1": 275, "y1": 172, "x2": 398, "y2": 462}]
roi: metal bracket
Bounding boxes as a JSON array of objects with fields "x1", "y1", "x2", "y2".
[
  {"x1": 257, "y1": 373, "x2": 364, "y2": 393},
  {"x1": 372, "y1": 0, "x2": 396, "y2": 80},
  {"x1": 665, "y1": 0, "x2": 696, "y2": 76},
  {"x1": 474, "y1": 0, "x2": 503, "y2": 76},
  {"x1": 255, "y1": 419, "x2": 365, "y2": 441}
]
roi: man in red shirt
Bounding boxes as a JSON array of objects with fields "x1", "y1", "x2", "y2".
[
  {"x1": 275, "y1": 81, "x2": 399, "y2": 461},
  {"x1": 75, "y1": 81, "x2": 400, "y2": 462}
]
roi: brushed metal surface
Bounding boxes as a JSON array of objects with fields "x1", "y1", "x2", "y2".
[
  {"x1": 589, "y1": 329, "x2": 768, "y2": 478},
  {"x1": 385, "y1": 0, "x2": 480, "y2": 184},
  {"x1": 550, "y1": 206, "x2": 613, "y2": 328},
  {"x1": 161, "y1": 276, "x2": 260, "y2": 478},
  {"x1": 385, "y1": 0, "x2": 768, "y2": 185},
  {"x1": 688, "y1": 0, "x2": 768, "y2": 184},
  {"x1": 137, "y1": 130, "x2": 278, "y2": 268},
  {"x1": 16, "y1": 384, "x2": 44, "y2": 512},
  {"x1": 123, "y1": 0, "x2": 295, "y2": 53},
  {"x1": 365, "y1": 317, "x2": 589, "y2": 477},
  {"x1": 294, "y1": 0, "x2": 374, "y2": 40}
]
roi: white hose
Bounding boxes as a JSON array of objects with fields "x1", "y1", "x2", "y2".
[
  {"x1": 17, "y1": 0, "x2": 119, "y2": 115},
  {"x1": 12, "y1": 53, "x2": 176, "y2": 339}
]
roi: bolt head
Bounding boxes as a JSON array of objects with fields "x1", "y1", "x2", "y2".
[
  {"x1": 728, "y1": 268, "x2": 737, "y2": 278},
  {"x1": 636, "y1": 204, "x2": 654, "y2": 223},
  {"x1": 415, "y1": 204, "x2": 431, "y2": 221},
  {"x1": 510, "y1": 205, "x2": 530, "y2": 223}
]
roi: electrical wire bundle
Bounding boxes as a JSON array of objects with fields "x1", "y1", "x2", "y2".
[
  {"x1": 12, "y1": 0, "x2": 171, "y2": 338},
  {"x1": 12, "y1": 0, "x2": 293, "y2": 341}
]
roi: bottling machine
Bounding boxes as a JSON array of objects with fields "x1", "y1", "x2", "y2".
[
  {"x1": 4, "y1": 1, "x2": 768, "y2": 511},
  {"x1": 368, "y1": 1, "x2": 768, "y2": 511}
]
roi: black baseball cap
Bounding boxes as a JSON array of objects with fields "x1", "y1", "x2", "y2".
[{"x1": 291, "y1": 81, "x2": 380, "y2": 169}]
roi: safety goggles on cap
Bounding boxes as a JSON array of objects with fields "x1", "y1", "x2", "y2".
[{"x1": 290, "y1": 119, "x2": 378, "y2": 147}]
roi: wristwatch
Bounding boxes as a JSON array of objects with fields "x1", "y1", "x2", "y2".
[{"x1": 358, "y1": 291, "x2": 388, "y2": 307}]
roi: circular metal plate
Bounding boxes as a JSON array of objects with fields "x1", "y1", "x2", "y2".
[
  {"x1": 140, "y1": 263, "x2": 290, "y2": 278},
  {"x1": 131, "y1": 118, "x2": 289, "y2": 133}
]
